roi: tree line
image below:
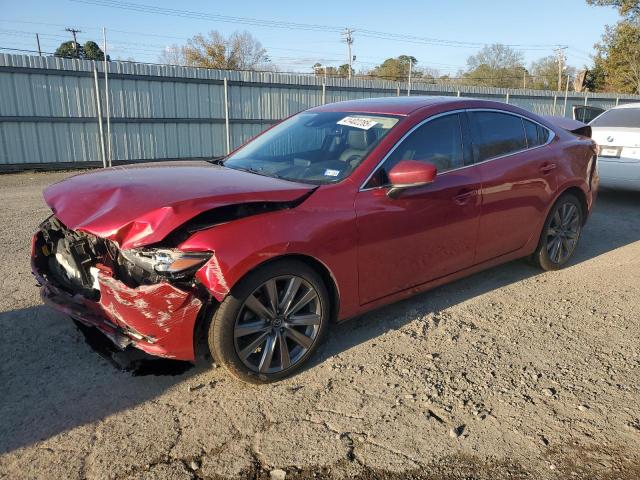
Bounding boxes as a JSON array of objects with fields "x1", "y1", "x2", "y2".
[{"x1": 52, "y1": 0, "x2": 640, "y2": 94}]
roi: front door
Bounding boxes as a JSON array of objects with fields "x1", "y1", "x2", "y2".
[{"x1": 355, "y1": 113, "x2": 482, "y2": 304}]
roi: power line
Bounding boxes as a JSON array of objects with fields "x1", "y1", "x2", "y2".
[
  {"x1": 0, "y1": 26, "x2": 471, "y2": 72},
  {"x1": 0, "y1": 18, "x2": 590, "y2": 76},
  {"x1": 69, "y1": 0, "x2": 567, "y2": 50}
]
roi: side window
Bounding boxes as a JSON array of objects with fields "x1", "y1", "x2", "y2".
[
  {"x1": 468, "y1": 111, "x2": 527, "y2": 162},
  {"x1": 523, "y1": 119, "x2": 552, "y2": 148},
  {"x1": 367, "y1": 114, "x2": 464, "y2": 187}
]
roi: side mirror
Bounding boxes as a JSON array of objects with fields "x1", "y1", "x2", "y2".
[{"x1": 387, "y1": 160, "x2": 437, "y2": 198}]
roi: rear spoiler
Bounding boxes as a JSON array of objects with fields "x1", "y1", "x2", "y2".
[{"x1": 542, "y1": 116, "x2": 591, "y2": 138}]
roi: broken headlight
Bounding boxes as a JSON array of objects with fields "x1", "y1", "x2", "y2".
[{"x1": 120, "y1": 248, "x2": 211, "y2": 276}]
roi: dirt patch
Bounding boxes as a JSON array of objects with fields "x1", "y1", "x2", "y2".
[{"x1": 0, "y1": 172, "x2": 638, "y2": 479}]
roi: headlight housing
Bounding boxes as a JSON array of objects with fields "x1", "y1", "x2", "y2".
[{"x1": 120, "y1": 248, "x2": 211, "y2": 277}]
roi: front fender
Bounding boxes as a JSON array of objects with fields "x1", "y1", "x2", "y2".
[{"x1": 179, "y1": 186, "x2": 360, "y2": 320}]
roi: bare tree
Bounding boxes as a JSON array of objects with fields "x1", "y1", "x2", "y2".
[
  {"x1": 175, "y1": 30, "x2": 270, "y2": 70},
  {"x1": 159, "y1": 44, "x2": 186, "y2": 66},
  {"x1": 462, "y1": 44, "x2": 526, "y2": 88},
  {"x1": 466, "y1": 44, "x2": 524, "y2": 72}
]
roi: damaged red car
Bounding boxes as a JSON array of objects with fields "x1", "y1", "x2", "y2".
[{"x1": 32, "y1": 97, "x2": 598, "y2": 383}]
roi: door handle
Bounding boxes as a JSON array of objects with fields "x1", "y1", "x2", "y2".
[
  {"x1": 540, "y1": 163, "x2": 557, "y2": 174},
  {"x1": 454, "y1": 189, "x2": 476, "y2": 206}
]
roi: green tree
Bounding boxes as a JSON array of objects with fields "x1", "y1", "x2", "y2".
[
  {"x1": 54, "y1": 41, "x2": 80, "y2": 58},
  {"x1": 462, "y1": 44, "x2": 525, "y2": 88},
  {"x1": 83, "y1": 41, "x2": 105, "y2": 60},
  {"x1": 311, "y1": 63, "x2": 354, "y2": 78},
  {"x1": 312, "y1": 63, "x2": 338, "y2": 77},
  {"x1": 529, "y1": 55, "x2": 576, "y2": 90},
  {"x1": 583, "y1": 59, "x2": 607, "y2": 91},
  {"x1": 587, "y1": 0, "x2": 640, "y2": 19},
  {"x1": 337, "y1": 64, "x2": 354, "y2": 78},
  {"x1": 369, "y1": 55, "x2": 419, "y2": 81},
  {"x1": 54, "y1": 40, "x2": 106, "y2": 60},
  {"x1": 594, "y1": 21, "x2": 640, "y2": 93}
]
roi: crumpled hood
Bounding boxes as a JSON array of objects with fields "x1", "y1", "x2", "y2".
[{"x1": 44, "y1": 161, "x2": 315, "y2": 249}]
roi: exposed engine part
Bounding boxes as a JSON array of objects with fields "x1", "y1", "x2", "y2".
[
  {"x1": 37, "y1": 216, "x2": 109, "y2": 298},
  {"x1": 35, "y1": 217, "x2": 204, "y2": 293}
]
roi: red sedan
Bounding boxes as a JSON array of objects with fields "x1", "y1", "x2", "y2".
[{"x1": 32, "y1": 97, "x2": 598, "y2": 383}]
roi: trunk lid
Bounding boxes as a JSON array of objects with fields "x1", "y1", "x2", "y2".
[{"x1": 592, "y1": 127, "x2": 640, "y2": 163}]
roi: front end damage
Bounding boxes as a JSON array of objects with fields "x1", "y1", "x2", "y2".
[{"x1": 31, "y1": 217, "x2": 207, "y2": 361}]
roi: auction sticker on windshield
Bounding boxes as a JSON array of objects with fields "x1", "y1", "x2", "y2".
[{"x1": 337, "y1": 116, "x2": 379, "y2": 130}]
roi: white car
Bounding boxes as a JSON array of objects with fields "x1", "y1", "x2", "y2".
[{"x1": 590, "y1": 103, "x2": 640, "y2": 191}]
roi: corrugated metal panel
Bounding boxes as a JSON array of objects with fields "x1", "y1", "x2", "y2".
[{"x1": 1, "y1": 53, "x2": 640, "y2": 167}]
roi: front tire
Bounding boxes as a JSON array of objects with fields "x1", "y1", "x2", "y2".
[
  {"x1": 208, "y1": 259, "x2": 330, "y2": 383},
  {"x1": 531, "y1": 193, "x2": 584, "y2": 271}
]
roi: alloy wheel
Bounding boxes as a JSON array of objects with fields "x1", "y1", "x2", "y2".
[
  {"x1": 233, "y1": 275, "x2": 323, "y2": 374},
  {"x1": 546, "y1": 202, "x2": 581, "y2": 265}
]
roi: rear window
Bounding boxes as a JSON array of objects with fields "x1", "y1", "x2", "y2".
[
  {"x1": 574, "y1": 105, "x2": 604, "y2": 123},
  {"x1": 590, "y1": 108, "x2": 640, "y2": 128},
  {"x1": 523, "y1": 119, "x2": 550, "y2": 148}
]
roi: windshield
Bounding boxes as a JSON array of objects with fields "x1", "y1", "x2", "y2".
[
  {"x1": 223, "y1": 111, "x2": 400, "y2": 184},
  {"x1": 590, "y1": 107, "x2": 640, "y2": 128}
]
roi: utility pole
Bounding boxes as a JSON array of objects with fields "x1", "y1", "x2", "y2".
[
  {"x1": 554, "y1": 46, "x2": 567, "y2": 91},
  {"x1": 341, "y1": 28, "x2": 354, "y2": 80},
  {"x1": 523, "y1": 70, "x2": 526, "y2": 89},
  {"x1": 563, "y1": 73, "x2": 570, "y2": 117},
  {"x1": 103, "y1": 27, "x2": 112, "y2": 167},
  {"x1": 407, "y1": 58, "x2": 413, "y2": 96},
  {"x1": 65, "y1": 27, "x2": 82, "y2": 56},
  {"x1": 35, "y1": 33, "x2": 42, "y2": 56}
]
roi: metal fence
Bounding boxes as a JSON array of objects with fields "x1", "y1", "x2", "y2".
[{"x1": 1, "y1": 53, "x2": 639, "y2": 170}]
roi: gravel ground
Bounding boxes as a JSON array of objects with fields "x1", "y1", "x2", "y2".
[{"x1": 0, "y1": 170, "x2": 639, "y2": 480}]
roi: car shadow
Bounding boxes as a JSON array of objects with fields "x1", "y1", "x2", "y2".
[
  {"x1": 0, "y1": 191, "x2": 638, "y2": 455},
  {"x1": 0, "y1": 306, "x2": 203, "y2": 455}
]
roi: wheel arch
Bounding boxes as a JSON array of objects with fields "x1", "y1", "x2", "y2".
[
  {"x1": 527, "y1": 183, "x2": 590, "y2": 260},
  {"x1": 250, "y1": 254, "x2": 341, "y2": 323},
  {"x1": 192, "y1": 253, "x2": 340, "y2": 361},
  {"x1": 559, "y1": 185, "x2": 589, "y2": 225}
]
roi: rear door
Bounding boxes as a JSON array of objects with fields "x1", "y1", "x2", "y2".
[{"x1": 468, "y1": 110, "x2": 557, "y2": 263}]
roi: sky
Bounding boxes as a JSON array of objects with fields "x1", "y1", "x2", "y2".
[{"x1": 1, "y1": 0, "x2": 622, "y2": 76}]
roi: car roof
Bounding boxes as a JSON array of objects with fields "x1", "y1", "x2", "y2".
[
  {"x1": 611, "y1": 102, "x2": 640, "y2": 110},
  {"x1": 308, "y1": 95, "x2": 474, "y2": 116}
]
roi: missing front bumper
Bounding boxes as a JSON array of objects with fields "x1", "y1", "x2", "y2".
[{"x1": 32, "y1": 229, "x2": 204, "y2": 361}]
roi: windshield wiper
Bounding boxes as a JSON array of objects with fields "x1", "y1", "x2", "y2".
[
  {"x1": 225, "y1": 164, "x2": 316, "y2": 184},
  {"x1": 207, "y1": 157, "x2": 225, "y2": 165}
]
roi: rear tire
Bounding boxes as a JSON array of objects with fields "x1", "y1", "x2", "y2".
[
  {"x1": 208, "y1": 259, "x2": 330, "y2": 384},
  {"x1": 530, "y1": 193, "x2": 584, "y2": 271}
]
